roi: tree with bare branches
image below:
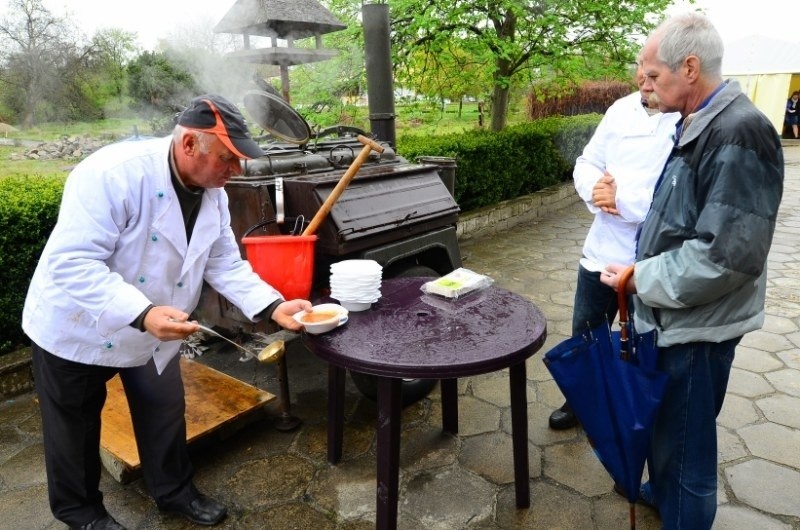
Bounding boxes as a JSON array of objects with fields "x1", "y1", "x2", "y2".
[{"x1": 0, "y1": 0, "x2": 69, "y2": 127}]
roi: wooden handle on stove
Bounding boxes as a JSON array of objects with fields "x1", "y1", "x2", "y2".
[{"x1": 302, "y1": 134, "x2": 385, "y2": 236}]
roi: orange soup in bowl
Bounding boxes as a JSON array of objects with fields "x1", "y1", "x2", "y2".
[{"x1": 300, "y1": 311, "x2": 340, "y2": 324}]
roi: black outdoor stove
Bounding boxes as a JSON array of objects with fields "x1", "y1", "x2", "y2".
[{"x1": 194, "y1": 92, "x2": 462, "y2": 337}]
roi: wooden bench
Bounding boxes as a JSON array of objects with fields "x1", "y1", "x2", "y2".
[{"x1": 100, "y1": 357, "x2": 275, "y2": 483}]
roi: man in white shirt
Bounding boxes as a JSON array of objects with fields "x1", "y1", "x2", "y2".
[
  {"x1": 549, "y1": 65, "x2": 680, "y2": 430},
  {"x1": 23, "y1": 94, "x2": 311, "y2": 529}
]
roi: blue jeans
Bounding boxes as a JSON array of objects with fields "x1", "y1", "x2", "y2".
[
  {"x1": 648, "y1": 338, "x2": 738, "y2": 529},
  {"x1": 572, "y1": 264, "x2": 621, "y2": 336}
]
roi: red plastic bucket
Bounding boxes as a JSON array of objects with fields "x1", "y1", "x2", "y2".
[{"x1": 241, "y1": 234, "x2": 317, "y2": 300}]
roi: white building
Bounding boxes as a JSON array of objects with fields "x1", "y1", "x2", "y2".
[{"x1": 723, "y1": 35, "x2": 800, "y2": 135}]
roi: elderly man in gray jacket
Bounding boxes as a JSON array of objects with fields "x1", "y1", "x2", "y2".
[{"x1": 601, "y1": 13, "x2": 784, "y2": 530}]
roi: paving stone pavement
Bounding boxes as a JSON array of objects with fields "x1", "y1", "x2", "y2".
[{"x1": 2, "y1": 146, "x2": 799, "y2": 529}]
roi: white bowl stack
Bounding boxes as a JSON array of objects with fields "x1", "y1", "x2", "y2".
[{"x1": 330, "y1": 259, "x2": 382, "y2": 311}]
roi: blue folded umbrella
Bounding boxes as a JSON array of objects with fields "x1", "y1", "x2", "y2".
[{"x1": 543, "y1": 267, "x2": 668, "y2": 530}]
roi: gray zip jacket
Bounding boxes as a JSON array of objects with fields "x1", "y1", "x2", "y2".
[{"x1": 633, "y1": 80, "x2": 784, "y2": 347}]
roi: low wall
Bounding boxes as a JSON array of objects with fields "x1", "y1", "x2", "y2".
[{"x1": 457, "y1": 181, "x2": 579, "y2": 241}]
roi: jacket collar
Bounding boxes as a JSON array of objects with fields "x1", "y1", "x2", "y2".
[{"x1": 676, "y1": 79, "x2": 742, "y2": 147}]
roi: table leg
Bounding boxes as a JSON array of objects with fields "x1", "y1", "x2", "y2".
[
  {"x1": 509, "y1": 362, "x2": 530, "y2": 508},
  {"x1": 327, "y1": 365, "x2": 346, "y2": 465},
  {"x1": 440, "y1": 378, "x2": 458, "y2": 434},
  {"x1": 376, "y1": 377, "x2": 402, "y2": 530}
]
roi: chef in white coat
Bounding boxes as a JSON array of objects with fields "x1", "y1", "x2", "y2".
[{"x1": 22, "y1": 94, "x2": 311, "y2": 530}]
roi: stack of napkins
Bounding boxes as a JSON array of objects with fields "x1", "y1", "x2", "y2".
[{"x1": 421, "y1": 268, "x2": 493, "y2": 299}]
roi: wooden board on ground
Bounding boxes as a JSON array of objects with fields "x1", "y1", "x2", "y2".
[{"x1": 100, "y1": 357, "x2": 275, "y2": 483}]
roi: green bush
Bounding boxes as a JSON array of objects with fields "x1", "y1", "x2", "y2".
[
  {"x1": 0, "y1": 175, "x2": 65, "y2": 354},
  {"x1": 397, "y1": 114, "x2": 601, "y2": 212}
]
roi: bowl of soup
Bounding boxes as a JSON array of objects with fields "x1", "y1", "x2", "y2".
[{"x1": 293, "y1": 303, "x2": 349, "y2": 335}]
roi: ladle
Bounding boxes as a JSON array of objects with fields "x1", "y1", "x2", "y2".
[
  {"x1": 193, "y1": 323, "x2": 261, "y2": 359},
  {"x1": 256, "y1": 339, "x2": 285, "y2": 364},
  {"x1": 195, "y1": 323, "x2": 287, "y2": 364}
]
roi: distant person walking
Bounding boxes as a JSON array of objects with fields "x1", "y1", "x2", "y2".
[{"x1": 785, "y1": 91, "x2": 799, "y2": 138}]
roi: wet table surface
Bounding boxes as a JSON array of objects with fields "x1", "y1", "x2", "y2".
[
  {"x1": 305, "y1": 276, "x2": 547, "y2": 378},
  {"x1": 302, "y1": 277, "x2": 547, "y2": 530}
]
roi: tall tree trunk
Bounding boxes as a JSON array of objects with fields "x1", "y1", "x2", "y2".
[
  {"x1": 490, "y1": 84, "x2": 509, "y2": 132},
  {"x1": 489, "y1": 9, "x2": 517, "y2": 132},
  {"x1": 490, "y1": 56, "x2": 514, "y2": 132}
]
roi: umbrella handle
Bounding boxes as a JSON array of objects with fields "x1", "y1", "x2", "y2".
[{"x1": 617, "y1": 265, "x2": 635, "y2": 359}]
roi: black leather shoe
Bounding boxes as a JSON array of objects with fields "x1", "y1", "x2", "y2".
[
  {"x1": 75, "y1": 514, "x2": 126, "y2": 530},
  {"x1": 164, "y1": 494, "x2": 227, "y2": 526},
  {"x1": 548, "y1": 402, "x2": 579, "y2": 430}
]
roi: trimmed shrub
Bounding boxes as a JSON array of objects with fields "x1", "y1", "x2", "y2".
[
  {"x1": 528, "y1": 81, "x2": 633, "y2": 119},
  {"x1": 397, "y1": 114, "x2": 601, "y2": 212},
  {"x1": 0, "y1": 175, "x2": 65, "y2": 354}
]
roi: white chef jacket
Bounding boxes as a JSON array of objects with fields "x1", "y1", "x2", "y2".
[
  {"x1": 22, "y1": 136, "x2": 283, "y2": 373},
  {"x1": 573, "y1": 92, "x2": 680, "y2": 269}
]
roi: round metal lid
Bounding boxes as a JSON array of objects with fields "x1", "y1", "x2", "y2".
[{"x1": 243, "y1": 90, "x2": 311, "y2": 145}]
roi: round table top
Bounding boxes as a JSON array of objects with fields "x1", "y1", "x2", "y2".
[{"x1": 301, "y1": 277, "x2": 547, "y2": 378}]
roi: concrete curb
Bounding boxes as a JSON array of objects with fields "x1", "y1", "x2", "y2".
[
  {"x1": 457, "y1": 181, "x2": 579, "y2": 241},
  {"x1": 0, "y1": 347, "x2": 34, "y2": 399}
]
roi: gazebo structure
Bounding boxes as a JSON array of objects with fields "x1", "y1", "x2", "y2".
[{"x1": 214, "y1": 0, "x2": 346, "y2": 103}]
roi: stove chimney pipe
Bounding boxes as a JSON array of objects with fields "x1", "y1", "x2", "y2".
[{"x1": 363, "y1": 3, "x2": 396, "y2": 147}]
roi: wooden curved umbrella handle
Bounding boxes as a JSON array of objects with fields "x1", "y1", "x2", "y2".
[
  {"x1": 301, "y1": 134, "x2": 385, "y2": 236},
  {"x1": 617, "y1": 265, "x2": 635, "y2": 319}
]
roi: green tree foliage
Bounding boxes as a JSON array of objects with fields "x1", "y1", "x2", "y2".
[
  {"x1": 396, "y1": 45, "x2": 490, "y2": 116},
  {"x1": 389, "y1": 0, "x2": 680, "y2": 131},
  {"x1": 288, "y1": 0, "x2": 366, "y2": 128},
  {"x1": 89, "y1": 28, "x2": 138, "y2": 101},
  {"x1": 126, "y1": 51, "x2": 198, "y2": 132}
]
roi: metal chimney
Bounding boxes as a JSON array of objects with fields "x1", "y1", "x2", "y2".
[{"x1": 362, "y1": 3, "x2": 396, "y2": 147}]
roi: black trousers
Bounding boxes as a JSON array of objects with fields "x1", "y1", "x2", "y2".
[{"x1": 31, "y1": 342, "x2": 196, "y2": 527}]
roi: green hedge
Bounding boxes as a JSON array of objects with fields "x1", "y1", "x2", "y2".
[
  {"x1": 0, "y1": 175, "x2": 66, "y2": 354},
  {"x1": 397, "y1": 114, "x2": 601, "y2": 212}
]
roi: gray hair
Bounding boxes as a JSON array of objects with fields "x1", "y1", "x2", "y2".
[
  {"x1": 652, "y1": 12, "x2": 723, "y2": 79},
  {"x1": 173, "y1": 125, "x2": 214, "y2": 154}
]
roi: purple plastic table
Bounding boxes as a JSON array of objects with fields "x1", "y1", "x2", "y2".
[{"x1": 301, "y1": 277, "x2": 547, "y2": 530}]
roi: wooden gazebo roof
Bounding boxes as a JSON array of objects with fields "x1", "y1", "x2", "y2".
[{"x1": 213, "y1": 0, "x2": 346, "y2": 40}]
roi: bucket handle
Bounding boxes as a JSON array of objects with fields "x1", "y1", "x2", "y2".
[
  {"x1": 243, "y1": 214, "x2": 307, "y2": 238},
  {"x1": 243, "y1": 219, "x2": 273, "y2": 238}
]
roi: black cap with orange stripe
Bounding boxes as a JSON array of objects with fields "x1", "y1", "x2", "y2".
[{"x1": 177, "y1": 94, "x2": 264, "y2": 160}]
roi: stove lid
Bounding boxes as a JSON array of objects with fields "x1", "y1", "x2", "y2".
[{"x1": 243, "y1": 90, "x2": 311, "y2": 145}]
